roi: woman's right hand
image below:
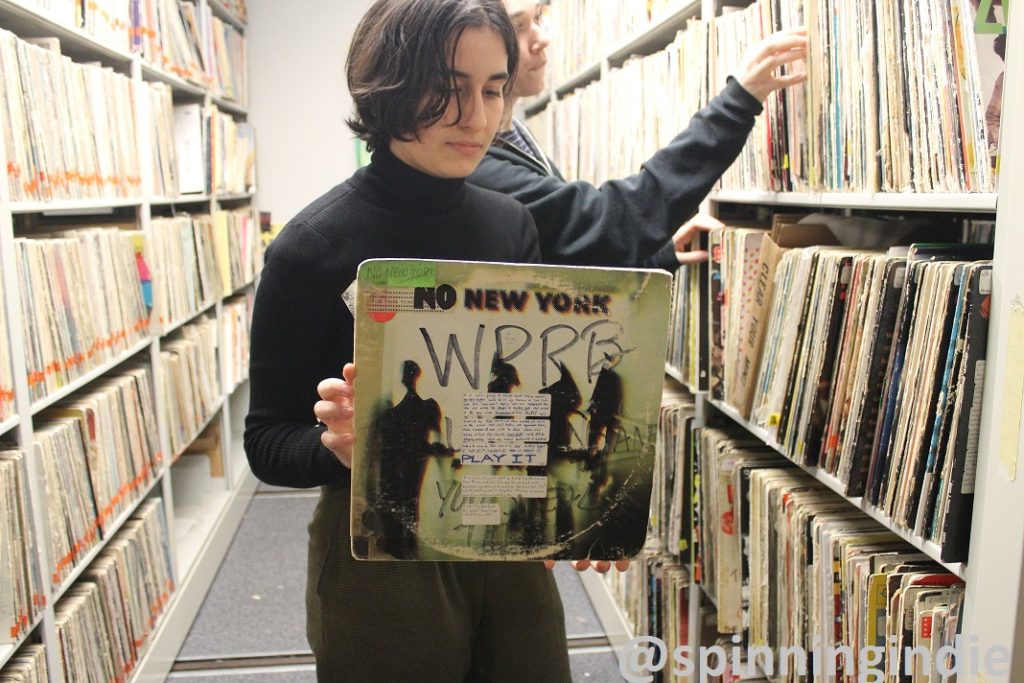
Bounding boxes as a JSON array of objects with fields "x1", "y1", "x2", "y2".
[
  {"x1": 735, "y1": 27, "x2": 809, "y2": 102},
  {"x1": 315, "y1": 363, "x2": 356, "y2": 468}
]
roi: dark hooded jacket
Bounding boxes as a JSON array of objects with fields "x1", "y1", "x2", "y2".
[{"x1": 468, "y1": 78, "x2": 763, "y2": 271}]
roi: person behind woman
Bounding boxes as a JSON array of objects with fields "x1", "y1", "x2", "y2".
[
  {"x1": 244, "y1": 1, "x2": 574, "y2": 680},
  {"x1": 469, "y1": 0, "x2": 809, "y2": 270}
]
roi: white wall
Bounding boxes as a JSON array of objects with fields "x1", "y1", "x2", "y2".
[{"x1": 247, "y1": 0, "x2": 375, "y2": 226}]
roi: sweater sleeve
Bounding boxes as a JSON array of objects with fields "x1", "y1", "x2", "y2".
[
  {"x1": 519, "y1": 202, "x2": 543, "y2": 265},
  {"x1": 244, "y1": 227, "x2": 349, "y2": 488},
  {"x1": 641, "y1": 242, "x2": 680, "y2": 271},
  {"x1": 471, "y1": 78, "x2": 761, "y2": 268}
]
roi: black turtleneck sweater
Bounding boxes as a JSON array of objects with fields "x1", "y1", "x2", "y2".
[{"x1": 244, "y1": 146, "x2": 540, "y2": 488}]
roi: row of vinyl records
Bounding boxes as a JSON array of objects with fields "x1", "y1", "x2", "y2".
[
  {"x1": 0, "y1": 498, "x2": 174, "y2": 682},
  {"x1": 162, "y1": 315, "x2": 218, "y2": 455},
  {"x1": 532, "y1": 0, "x2": 1004, "y2": 194},
  {"x1": 666, "y1": 215, "x2": 995, "y2": 387},
  {"x1": 149, "y1": 211, "x2": 260, "y2": 328},
  {"x1": 670, "y1": 215, "x2": 992, "y2": 561},
  {"x1": 0, "y1": 307, "x2": 250, "y2": 646},
  {"x1": 16, "y1": 0, "x2": 248, "y2": 103},
  {"x1": 0, "y1": 27, "x2": 255, "y2": 203},
  {"x1": 604, "y1": 387, "x2": 967, "y2": 683},
  {"x1": 544, "y1": 0, "x2": 682, "y2": 82},
  {"x1": 163, "y1": 297, "x2": 249, "y2": 452},
  {"x1": 168, "y1": 101, "x2": 257, "y2": 197},
  {"x1": 0, "y1": 208, "x2": 261, "y2": 414},
  {"x1": 220, "y1": 292, "x2": 252, "y2": 395},
  {"x1": 0, "y1": 644, "x2": 45, "y2": 682}
]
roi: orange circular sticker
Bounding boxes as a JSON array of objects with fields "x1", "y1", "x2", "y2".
[{"x1": 368, "y1": 291, "x2": 396, "y2": 322}]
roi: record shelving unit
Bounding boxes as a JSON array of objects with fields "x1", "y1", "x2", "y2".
[
  {"x1": 0, "y1": 0, "x2": 259, "y2": 679},
  {"x1": 524, "y1": 0, "x2": 1024, "y2": 678}
]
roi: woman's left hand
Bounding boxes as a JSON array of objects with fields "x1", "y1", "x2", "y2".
[
  {"x1": 315, "y1": 363, "x2": 357, "y2": 468},
  {"x1": 673, "y1": 212, "x2": 723, "y2": 265}
]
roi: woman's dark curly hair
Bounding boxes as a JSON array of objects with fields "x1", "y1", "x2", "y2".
[{"x1": 346, "y1": 0, "x2": 519, "y2": 152}]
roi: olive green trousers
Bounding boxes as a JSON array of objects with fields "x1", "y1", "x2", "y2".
[{"x1": 306, "y1": 481, "x2": 572, "y2": 682}]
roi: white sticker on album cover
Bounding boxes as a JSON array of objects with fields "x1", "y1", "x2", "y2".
[
  {"x1": 461, "y1": 502, "x2": 502, "y2": 525},
  {"x1": 459, "y1": 441, "x2": 548, "y2": 466},
  {"x1": 463, "y1": 393, "x2": 551, "y2": 418},
  {"x1": 462, "y1": 418, "x2": 550, "y2": 446},
  {"x1": 461, "y1": 475, "x2": 549, "y2": 498}
]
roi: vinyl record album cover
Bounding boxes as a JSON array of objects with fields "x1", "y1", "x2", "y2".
[{"x1": 350, "y1": 259, "x2": 672, "y2": 561}]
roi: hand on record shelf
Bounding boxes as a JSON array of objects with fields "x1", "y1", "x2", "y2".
[
  {"x1": 315, "y1": 363, "x2": 357, "y2": 469},
  {"x1": 673, "y1": 212, "x2": 722, "y2": 265},
  {"x1": 735, "y1": 27, "x2": 809, "y2": 102},
  {"x1": 543, "y1": 559, "x2": 630, "y2": 573}
]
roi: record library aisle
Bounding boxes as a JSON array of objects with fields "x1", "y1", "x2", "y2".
[{"x1": 165, "y1": 481, "x2": 628, "y2": 682}]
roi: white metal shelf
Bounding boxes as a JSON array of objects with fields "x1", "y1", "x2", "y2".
[
  {"x1": 705, "y1": 396, "x2": 966, "y2": 578},
  {"x1": 0, "y1": 611, "x2": 44, "y2": 670},
  {"x1": 139, "y1": 62, "x2": 207, "y2": 98},
  {"x1": 554, "y1": 61, "x2": 601, "y2": 97},
  {"x1": 171, "y1": 482, "x2": 232, "y2": 578},
  {"x1": 0, "y1": 414, "x2": 18, "y2": 437},
  {"x1": 12, "y1": 197, "x2": 143, "y2": 214},
  {"x1": 215, "y1": 191, "x2": 255, "y2": 203},
  {"x1": 228, "y1": 278, "x2": 256, "y2": 297},
  {"x1": 29, "y1": 336, "x2": 152, "y2": 416},
  {"x1": 224, "y1": 375, "x2": 249, "y2": 402},
  {"x1": 606, "y1": 0, "x2": 702, "y2": 66},
  {"x1": 150, "y1": 194, "x2": 212, "y2": 206},
  {"x1": 665, "y1": 365, "x2": 703, "y2": 394},
  {"x1": 710, "y1": 189, "x2": 999, "y2": 213},
  {"x1": 160, "y1": 299, "x2": 218, "y2": 338},
  {"x1": 706, "y1": 396, "x2": 781, "y2": 450},
  {"x1": 208, "y1": 0, "x2": 246, "y2": 32},
  {"x1": 211, "y1": 94, "x2": 248, "y2": 117},
  {"x1": 664, "y1": 362, "x2": 686, "y2": 385},
  {"x1": 523, "y1": 92, "x2": 552, "y2": 118},
  {"x1": 0, "y1": 0, "x2": 133, "y2": 68}
]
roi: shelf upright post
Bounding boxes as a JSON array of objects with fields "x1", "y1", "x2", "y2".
[{"x1": 963, "y1": 2, "x2": 1024, "y2": 680}]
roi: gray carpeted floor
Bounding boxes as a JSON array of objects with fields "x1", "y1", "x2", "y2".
[
  {"x1": 175, "y1": 489, "x2": 624, "y2": 681},
  {"x1": 177, "y1": 493, "x2": 317, "y2": 660},
  {"x1": 554, "y1": 564, "x2": 605, "y2": 639},
  {"x1": 168, "y1": 668, "x2": 316, "y2": 682}
]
